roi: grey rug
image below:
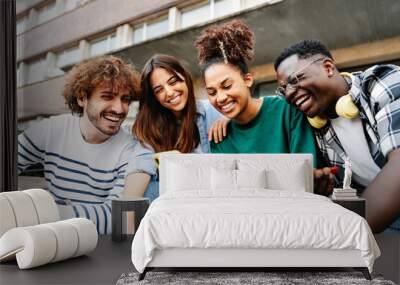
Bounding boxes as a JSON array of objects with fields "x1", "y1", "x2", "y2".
[{"x1": 117, "y1": 271, "x2": 396, "y2": 285}]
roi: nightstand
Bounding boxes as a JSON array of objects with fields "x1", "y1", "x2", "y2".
[
  {"x1": 111, "y1": 197, "x2": 150, "y2": 242},
  {"x1": 331, "y1": 196, "x2": 366, "y2": 218}
]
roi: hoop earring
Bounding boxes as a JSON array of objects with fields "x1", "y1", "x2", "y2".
[{"x1": 307, "y1": 72, "x2": 359, "y2": 129}]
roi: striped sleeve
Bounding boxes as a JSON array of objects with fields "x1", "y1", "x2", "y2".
[
  {"x1": 56, "y1": 144, "x2": 136, "y2": 235},
  {"x1": 57, "y1": 198, "x2": 111, "y2": 235},
  {"x1": 18, "y1": 131, "x2": 45, "y2": 174}
]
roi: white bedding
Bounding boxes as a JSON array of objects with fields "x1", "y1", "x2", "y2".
[{"x1": 131, "y1": 190, "x2": 380, "y2": 273}]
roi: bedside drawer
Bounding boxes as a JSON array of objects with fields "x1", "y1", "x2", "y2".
[{"x1": 331, "y1": 198, "x2": 366, "y2": 218}]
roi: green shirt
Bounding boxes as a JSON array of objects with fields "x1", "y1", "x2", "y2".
[{"x1": 211, "y1": 96, "x2": 317, "y2": 166}]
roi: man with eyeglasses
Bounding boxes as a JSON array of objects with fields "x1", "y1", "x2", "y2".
[{"x1": 274, "y1": 39, "x2": 400, "y2": 233}]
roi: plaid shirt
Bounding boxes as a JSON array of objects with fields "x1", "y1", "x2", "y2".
[{"x1": 315, "y1": 64, "x2": 400, "y2": 186}]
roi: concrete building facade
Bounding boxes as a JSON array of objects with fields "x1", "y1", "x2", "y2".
[{"x1": 16, "y1": 0, "x2": 400, "y2": 126}]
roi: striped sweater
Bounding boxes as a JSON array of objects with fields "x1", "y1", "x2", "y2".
[{"x1": 18, "y1": 114, "x2": 138, "y2": 234}]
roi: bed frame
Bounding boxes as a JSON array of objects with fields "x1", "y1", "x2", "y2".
[
  {"x1": 138, "y1": 154, "x2": 372, "y2": 281},
  {"x1": 140, "y1": 248, "x2": 371, "y2": 280}
]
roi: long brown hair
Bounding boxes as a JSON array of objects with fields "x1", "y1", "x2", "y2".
[{"x1": 133, "y1": 54, "x2": 200, "y2": 153}]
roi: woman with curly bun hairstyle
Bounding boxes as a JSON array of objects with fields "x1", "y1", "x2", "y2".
[{"x1": 195, "y1": 19, "x2": 317, "y2": 163}]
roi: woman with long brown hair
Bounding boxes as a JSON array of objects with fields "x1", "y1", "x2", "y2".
[{"x1": 125, "y1": 54, "x2": 227, "y2": 200}]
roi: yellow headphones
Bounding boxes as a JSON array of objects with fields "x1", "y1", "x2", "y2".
[{"x1": 307, "y1": 72, "x2": 359, "y2": 129}]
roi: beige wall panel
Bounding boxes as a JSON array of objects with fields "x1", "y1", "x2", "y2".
[
  {"x1": 332, "y1": 37, "x2": 400, "y2": 69},
  {"x1": 18, "y1": 75, "x2": 68, "y2": 120},
  {"x1": 248, "y1": 36, "x2": 400, "y2": 84}
]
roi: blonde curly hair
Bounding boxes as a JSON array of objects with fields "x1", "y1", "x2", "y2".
[{"x1": 62, "y1": 56, "x2": 140, "y2": 115}]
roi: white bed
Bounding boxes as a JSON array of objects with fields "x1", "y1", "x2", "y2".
[{"x1": 131, "y1": 154, "x2": 380, "y2": 280}]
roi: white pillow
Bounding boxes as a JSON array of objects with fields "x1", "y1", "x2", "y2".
[
  {"x1": 236, "y1": 169, "x2": 267, "y2": 189},
  {"x1": 168, "y1": 162, "x2": 210, "y2": 191},
  {"x1": 211, "y1": 168, "x2": 236, "y2": 190},
  {"x1": 238, "y1": 159, "x2": 309, "y2": 192},
  {"x1": 267, "y1": 162, "x2": 307, "y2": 191},
  {"x1": 211, "y1": 168, "x2": 267, "y2": 190},
  {"x1": 166, "y1": 160, "x2": 235, "y2": 192}
]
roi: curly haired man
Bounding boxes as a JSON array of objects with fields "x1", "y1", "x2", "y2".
[{"x1": 18, "y1": 56, "x2": 141, "y2": 234}]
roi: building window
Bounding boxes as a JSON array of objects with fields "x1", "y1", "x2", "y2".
[
  {"x1": 131, "y1": 15, "x2": 169, "y2": 44},
  {"x1": 213, "y1": 0, "x2": 236, "y2": 18},
  {"x1": 16, "y1": 16, "x2": 28, "y2": 35},
  {"x1": 89, "y1": 33, "x2": 117, "y2": 57},
  {"x1": 56, "y1": 46, "x2": 80, "y2": 67},
  {"x1": 255, "y1": 81, "x2": 278, "y2": 98},
  {"x1": 180, "y1": 0, "x2": 239, "y2": 29},
  {"x1": 146, "y1": 17, "x2": 169, "y2": 40},
  {"x1": 27, "y1": 58, "x2": 46, "y2": 85},
  {"x1": 37, "y1": 1, "x2": 57, "y2": 25},
  {"x1": 244, "y1": 0, "x2": 271, "y2": 8},
  {"x1": 132, "y1": 25, "x2": 144, "y2": 44},
  {"x1": 64, "y1": 0, "x2": 81, "y2": 12},
  {"x1": 64, "y1": 0, "x2": 91, "y2": 12},
  {"x1": 180, "y1": 1, "x2": 211, "y2": 29}
]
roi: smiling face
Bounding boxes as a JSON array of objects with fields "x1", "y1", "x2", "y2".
[
  {"x1": 276, "y1": 54, "x2": 337, "y2": 118},
  {"x1": 204, "y1": 63, "x2": 253, "y2": 121},
  {"x1": 79, "y1": 82, "x2": 131, "y2": 139},
  {"x1": 150, "y1": 67, "x2": 189, "y2": 117}
]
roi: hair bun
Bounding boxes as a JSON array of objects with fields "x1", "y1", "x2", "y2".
[{"x1": 195, "y1": 19, "x2": 254, "y2": 65}]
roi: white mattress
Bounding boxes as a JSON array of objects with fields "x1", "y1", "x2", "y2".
[{"x1": 131, "y1": 190, "x2": 380, "y2": 273}]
